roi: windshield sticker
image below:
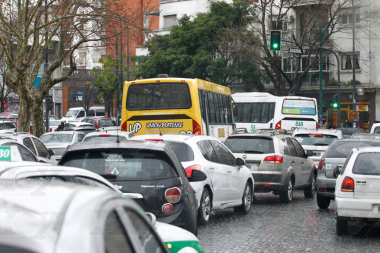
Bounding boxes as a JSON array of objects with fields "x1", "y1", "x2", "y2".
[
  {"x1": 106, "y1": 155, "x2": 125, "y2": 162},
  {"x1": 296, "y1": 138, "x2": 303, "y2": 143},
  {"x1": 111, "y1": 168, "x2": 120, "y2": 175}
]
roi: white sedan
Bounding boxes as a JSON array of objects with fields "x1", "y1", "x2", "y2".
[
  {"x1": 335, "y1": 147, "x2": 380, "y2": 235},
  {"x1": 130, "y1": 134, "x2": 254, "y2": 225}
]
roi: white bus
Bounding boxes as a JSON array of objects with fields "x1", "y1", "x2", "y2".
[{"x1": 232, "y1": 92, "x2": 318, "y2": 132}]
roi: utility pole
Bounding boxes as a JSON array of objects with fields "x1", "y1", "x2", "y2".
[
  {"x1": 116, "y1": 38, "x2": 119, "y2": 121},
  {"x1": 120, "y1": 21, "x2": 123, "y2": 125},
  {"x1": 352, "y1": 0, "x2": 357, "y2": 128},
  {"x1": 319, "y1": 26, "x2": 323, "y2": 128}
]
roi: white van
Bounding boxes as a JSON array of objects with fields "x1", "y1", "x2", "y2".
[{"x1": 61, "y1": 107, "x2": 105, "y2": 122}]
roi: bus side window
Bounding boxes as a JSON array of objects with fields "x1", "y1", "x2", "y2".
[
  {"x1": 251, "y1": 103, "x2": 261, "y2": 123},
  {"x1": 208, "y1": 92, "x2": 216, "y2": 124},
  {"x1": 268, "y1": 103, "x2": 275, "y2": 122},
  {"x1": 222, "y1": 95, "x2": 229, "y2": 124},
  {"x1": 213, "y1": 93, "x2": 221, "y2": 124},
  {"x1": 227, "y1": 97, "x2": 233, "y2": 124},
  {"x1": 260, "y1": 104, "x2": 269, "y2": 123}
]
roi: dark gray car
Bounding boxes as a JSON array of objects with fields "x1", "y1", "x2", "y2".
[{"x1": 316, "y1": 139, "x2": 380, "y2": 209}]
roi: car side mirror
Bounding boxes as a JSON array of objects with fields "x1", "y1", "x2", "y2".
[
  {"x1": 236, "y1": 157, "x2": 245, "y2": 166},
  {"x1": 144, "y1": 212, "x2": 157, "y2": 226},
  {"x1": 333, "y1": 166, "x2": 341, "y2": 178},
  {"x1": 48, "y1": 149, "x2": 55, "y2": 157},
  {"x1": 188, "y1": 170, "x2": 207, "y2": 182},
  {"x1": 305, "y1": 150, "x2": 313, "y2": 157}
]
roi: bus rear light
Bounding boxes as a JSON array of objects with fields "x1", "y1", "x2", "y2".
[
  {"x1": 165, "y1": 187, "x2": 181, "y2": 203},
  {"x1": 156, "y1": 80, "x2": 160, "y2": 82},
  {"x1": 132, "y1": 82, "x2": 136, "y2": 84},
  {"x1": 318, "y1": 158, "x2": 325, "y2": 170},
  {"x1": 275, "y1": 120, "x2": 281, "y2": 129},
  {"x1": 184, "y1": 164, "x2": 201, "y2": 177},
  {"x1": 341, "y1": 176, "x2": 355, "y2": 192},
  {"x1": 264, "y1": 156, "x2": 283, "y2": 163},
  {"x1": 193, "y1": 120, "x2": 201, "y2": 135},
  {"x1": 162, "y1": 203, "x2": 174, "y2": 215},
  {"x1": 181, "y1": 80, "x2": 185, "y2": 82},
  {"x1": 121, "y1": 121, "x2": 127, "y2": 131}
]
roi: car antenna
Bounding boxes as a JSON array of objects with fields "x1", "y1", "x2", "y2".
[{"x1": 116, "y1": 114, "x2": 120, "y2": 143}]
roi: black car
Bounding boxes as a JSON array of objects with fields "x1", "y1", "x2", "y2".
[{"x1": 58, "y1": 140, "x2": 200, "y2": 234}]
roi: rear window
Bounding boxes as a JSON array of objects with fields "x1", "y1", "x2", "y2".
[
  {"x1": 353, "y1": 152, "x2": 380, "y2": 175},
  {"x1": 0, "y1": 122, "x2": 16, "y2": 129},
  {"x1": 83, "y1": 136, "x2": 128, "y2": 142},
  {"x1": 166, "y1": 142, "x2": 194, "y2": 162},
  {"x1": 294, "y1": 134, "x2": 338, "y2": 146},
  {"x1": 224, "y1": 137, "x2": 274, "y2": 154},
  {"x1": 60, "y1": 149, "x2": 178, "y2": 180},
  {"x1": 40, "y1": 134, "x2": 73, "y2": 143},
  {"x1": 98, "y1": 120, "x2": 116, "y2": 128},
  {"x1": 325, "y1": 141, "x2": 380, "y2": 158}
]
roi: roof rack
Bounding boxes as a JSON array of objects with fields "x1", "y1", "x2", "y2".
[
  {"x1": 253, "y1": 129, "x2": 288, "y2": 135},
  {"x1": 232, "y1": 128, "x2": 248, "y2": 134}
]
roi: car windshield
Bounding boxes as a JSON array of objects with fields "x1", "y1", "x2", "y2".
[
  {"x1": 60, "y1": 149, "x2": 179, "y2": 180},
  {"x1": 40, "y1": 134, "x2": 73, "y2": 143},
  {"x1": 64, "y1": 110, "x2": 79, "y2": 117},
  {"x1": 83, "y1": 136, "x2": 128, "y2": 142},
  {"x1": 224, "y1": 137, "x2": 275, "y2": 154},
  {"x1": 353, "y1": 152, "x2": 380, "y2": 175},
  {"x1": 325, "y1": 141, "x2": 380, "y2": 158},
  {"x1": 166, "y1": 142, "x2": 194, "y2": 162},
  {"x1": 294, "y1": 134, "x2": 338, "y2": 146}
]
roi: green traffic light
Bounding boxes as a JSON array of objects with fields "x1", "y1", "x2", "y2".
[
  {"x1": 273, "y1": 43, "x2": 278, "y2": 49},
  {"x1": 333, "y1": 103, "x2": 338, "y2": 108}
]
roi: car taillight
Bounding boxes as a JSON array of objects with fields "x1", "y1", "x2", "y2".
[
  {"x1": 99, "y1": 134, "x2": 111, "y2": 137},
  {"x1": 67, "y1": 145, "x2": 71, "y2": 149},
  {"x1": 184, "y1": 164, "x2": 201, "y2": 177},
  {"x1": 165, "y1": 187, "x2": 181, "y2": 203},
  {"x1": 264, "y1": 156, "x2": 283, "y2": 163},
  {"x1": 49, "y1": 128, "x2": 52, "y2": 132},
  {"x1": 121, "y1": 121, "x2": 127, "y2": 131},
  {"x1": 341, "y1": 176, "x2": 354, "y2": 192},
  {"x1": 316, "y1": 122, "x2": 319, "y2": 129},
  {"x1": 162, "y1": 203, "x2": 174, "y2": 215},
  {"x1": 275, "y1": 120, "x2": 281, "y2": 129},
  {"x1": 318, "y1": 158, "x2": 325, "y2": 170},
  {"x1": 193, "y1": 120, "x2": 201, "y2": 135}
]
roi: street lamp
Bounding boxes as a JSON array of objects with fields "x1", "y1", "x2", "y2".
[{"x1": 352, "y1": 0, "x2": 357, "y2": 128}]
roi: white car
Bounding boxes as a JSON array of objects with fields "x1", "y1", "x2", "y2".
[
  {"x1": 130, "y1": 134, "x2": 254, "y2": 225},
  {"x1": 82, "y1": 131, "x2": 132, "y2": 142},
  {"x1": 370, "y1": 122, "x2": 380, "y2": 133},
  {"x1": 335, "y1": 147, "x2": 380, "y2": 235},
  {"x1": 292, "y1": 128, "x2": 343, "y2": 167}
]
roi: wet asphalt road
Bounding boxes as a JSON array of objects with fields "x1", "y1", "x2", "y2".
[{"x1": 198, "y1": 190, "x2": 380, "y2": 252}]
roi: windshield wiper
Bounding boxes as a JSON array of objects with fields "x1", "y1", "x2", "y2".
[
  {"x1": 243, "y1": 150, "x2": 264, "y2": 154},
  {"x1": 313, "y1": 143, "x2": 329, "y2": 146}
]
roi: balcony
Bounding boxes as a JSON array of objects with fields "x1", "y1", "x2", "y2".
[{"x1": 283, "y1": 0, "x2": 334, "y2": 7}]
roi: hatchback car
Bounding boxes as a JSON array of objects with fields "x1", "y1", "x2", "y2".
[
  {"x1": 292, "y1": 129, "x2": 343, "y2": 167},
  {"x1": 82, "y1": 117, "x2": 117, "y2": 129},
  {"x1": 224, "y1": 133, "x2": 315, "y2": 203},
  {"x1": 131, "y1": 134, "x2": 254, "y2": 225},
  {"x1": 40, "y1": 131, "x2": 86, "y2": 161},
  {"x1": 0, "y1": 180, "x2": 170, "y2": 253},
  {"x1": 335, "y1": 147, "x2": 380, "y2": 235},
  {"x1": 316, "y1": 139, "x2": 380, "y2": 209},
  {"x1": 59, "y1": 140, "x2": 199, "y2": 234}
]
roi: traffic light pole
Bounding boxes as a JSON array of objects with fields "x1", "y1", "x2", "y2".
[{"x1": 281, "y1": 40, "x2": 341, "y2": 128}]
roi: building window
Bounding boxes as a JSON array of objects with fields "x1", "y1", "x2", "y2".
[
  {"x1": 282, "y1": 55, "x2": 330, "y2": 73},
  {"x1": 270, "y1": 16, "x2": 287, "y2": 30},
  {"x1": 341, "y1": 53, "x2": 360, "y2": 70},
  {"x1": 341, "y1": 8, "x2": 360, "y2": 24},
  {"x1": 164, "y1": 15, "x2": 177, "y2": 29}
]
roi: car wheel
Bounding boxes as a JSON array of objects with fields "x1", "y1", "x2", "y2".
[
  {"x1": 336, "y1": 215, "x2": 348, "y2": 235},
  {"x1": 233, "y1": 182, "x2": 252, "y2": 214},
  {"x1": 304, "y1": 172, "x2": 316, "y2": 198},
  {"x1": 198, "y1": 188, "x2": 211, "y2": 225},
  {"x1": 279, "y1": 178, "x2": 293, "y2": 203},
  {"x1": 317, "y1": 194, "x2": 331, "y2": 209}
]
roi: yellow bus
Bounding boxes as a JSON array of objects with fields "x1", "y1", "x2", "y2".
[{"x1": 121, "y1": 77, "x2": 234, "y2": 141}]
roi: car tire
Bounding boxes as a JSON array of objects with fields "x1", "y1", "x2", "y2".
[
  {"x1": 279, "y1": 178, "x2": 293, "y2": 203},
  {"x1": 304, "y1": 172, "x2": 316, "y2": 198},
  {"x1": 317, "y1": 194, "x2": 331, "y2": 209},
  {"x1": 233, "y1": 182, "x2": 252, "y2": 214},
  {"x1": 336, "y1": 215, "x2": 348, "y2": 235},
  {"x1": 198, "y1": 188, "x2": 211, "y2": 225}
]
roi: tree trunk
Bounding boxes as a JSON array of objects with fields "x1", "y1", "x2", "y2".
[
  {"x1": 32, "y1": 100, "x2": 45, "y2": 138},
  {"x1": 17, "y1": 88, "x2": 33, "y2": 133},
  {"x1": 104, "y1": 92, "x2": 112, "y2": 118}
]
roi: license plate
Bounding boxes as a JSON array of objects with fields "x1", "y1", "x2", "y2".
[{"x1": 247, "y1": 163, "x2": 259, "y2": 171}]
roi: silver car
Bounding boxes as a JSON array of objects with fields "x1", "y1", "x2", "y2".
[
  {"x1": 224, "y1": 132, "x2": 315, "y2": 203},
  {"x1": 40, "y1": 131, "x2": 86, "y2": 161},
  {"x1": 316, "y1": 139, "x2": 380, "y2": 209},
  {"x1": 292, "y1": 128, "x2": 343, "y2": 167},
  {"x1": 0, "y1": 180, "x2": 170, "y2": 253},
  {"x1": 82, "y1": 131, "x2": 132, "y2": 142}
]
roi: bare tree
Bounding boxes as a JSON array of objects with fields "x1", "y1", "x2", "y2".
[{"x1": 0, "y1": 56, "x2": 16, "y2": 112}]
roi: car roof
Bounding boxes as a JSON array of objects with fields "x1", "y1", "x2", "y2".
[
  {"x1": 227, "y1": 133, "x2": 288, "y2": 139},
  {"x1": 292, "y1": 129, "x2": 342, "y2": 135},
  {"x1": 129, "y1": 133, "x2": 219, "y2": 143},
  {"x1": 353, "y1": 146, "x2": 380, "y2": 153},
  {"x1": 84, "y1": 131, "x2": 131, "y2": 137},
  {"x1": 66, "y1": 140, "x2": 167, "y2": 152},
  {"x1": 332, "y1": 138, "x2": 380, "y2": 142},
  {"x1": 41, "y1": 131, "x2": 79, "y2": 135}
]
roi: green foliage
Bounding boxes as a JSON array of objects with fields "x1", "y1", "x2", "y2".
[
  {"x1": 326, "y1": 77, "x2": 338, "y2": 87},
  {"x1": 132, "y1": 1, "x2": 267, "y2": 90},
  {"x1": 91, "y1": 54, "x2": 119, "y2": 101}
]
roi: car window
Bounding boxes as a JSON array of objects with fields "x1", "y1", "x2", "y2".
[
  {"x1": 104, "y1": 211, "x2": 134, "y2": 253},
  {"x1": 0, "y1": 122, "x2": 16, "y2": 129},
  {"x1": 122, "y1": 208, "x2": 165, "y2": 253},
  {"x1": 224, "y1": 136, "x2": 274, "y2": 154},
  {"x1": 22, "y1": 137, "x2": 36, "y2": 155},
  {"x1": 352, "y1": 152, "x2": 380, "y2": 175},
  {"x1": 88, "y1": 110, "x2": 95, "y2": 117},
  {"x1": 197, "y1": 140, "x2": 219, "y2": 163},
  {"x1": 325, "y1": 141, "x2": 380, "y2": 158},
  {"x1": 341, "y1": 151, "x2": 354, "y2": 174},
  {"x1": 73, "y1": 176, "x2": 110, "y2": 189},
  {"x1": 285, "y1": 138, "x2": 298, "y2": 157},
  {"x1": 2, "y1": 143, "x2": 37, "y2": 162},
  {"x1": 32, "y1": 138, "x2": 49, "y2": 158},
  {"x1": 99, "y1": 120, "x2": 116, "y2": 128},
  {"x1": 96, "y1": 109, "x2": 105, "y2": 117},
  {"x1": 294, "y1": 134, "x2": 338, "y2": 146},
  {"x1": 82, "y1": 136, "x2": 128, "y2": 142},
  {"x1": 60, "y1": 149, "x2": 179, "y2": 181},
  {"x1": 77, "y1": 134, "x2": 85, "y2": 142},
  {"x1": 211, "y1": 140, "x2": 234, "y2": 166},
  {"x1": 40, "y1": 134, "x2": 73, "y2": 143},
  {"x1": 280, "y1": 138, "x2": 290, "y2": 156},
  {"x1": 27, "y1": 176, "x2": 65, "y2": 182},
  {"x1": 374, "y1": 127, "x2": 380, "y2": 134},
  {"x1": 291, "y1": 139, "x2": 305, "y2": 158},
  {"x1": 166, "y1": 142, "x2": 194, "y2": 162},
  {"x1": 77, "y1": 111, "x2": 85, "y2": 117}
]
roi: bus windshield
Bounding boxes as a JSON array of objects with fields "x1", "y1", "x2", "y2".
[
  {"x1": 126, "y1": 82, "x2": 191, "y2": 110},
  {"x1": 282, "y1": 99, "x2": 316, "y2": 115}
]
